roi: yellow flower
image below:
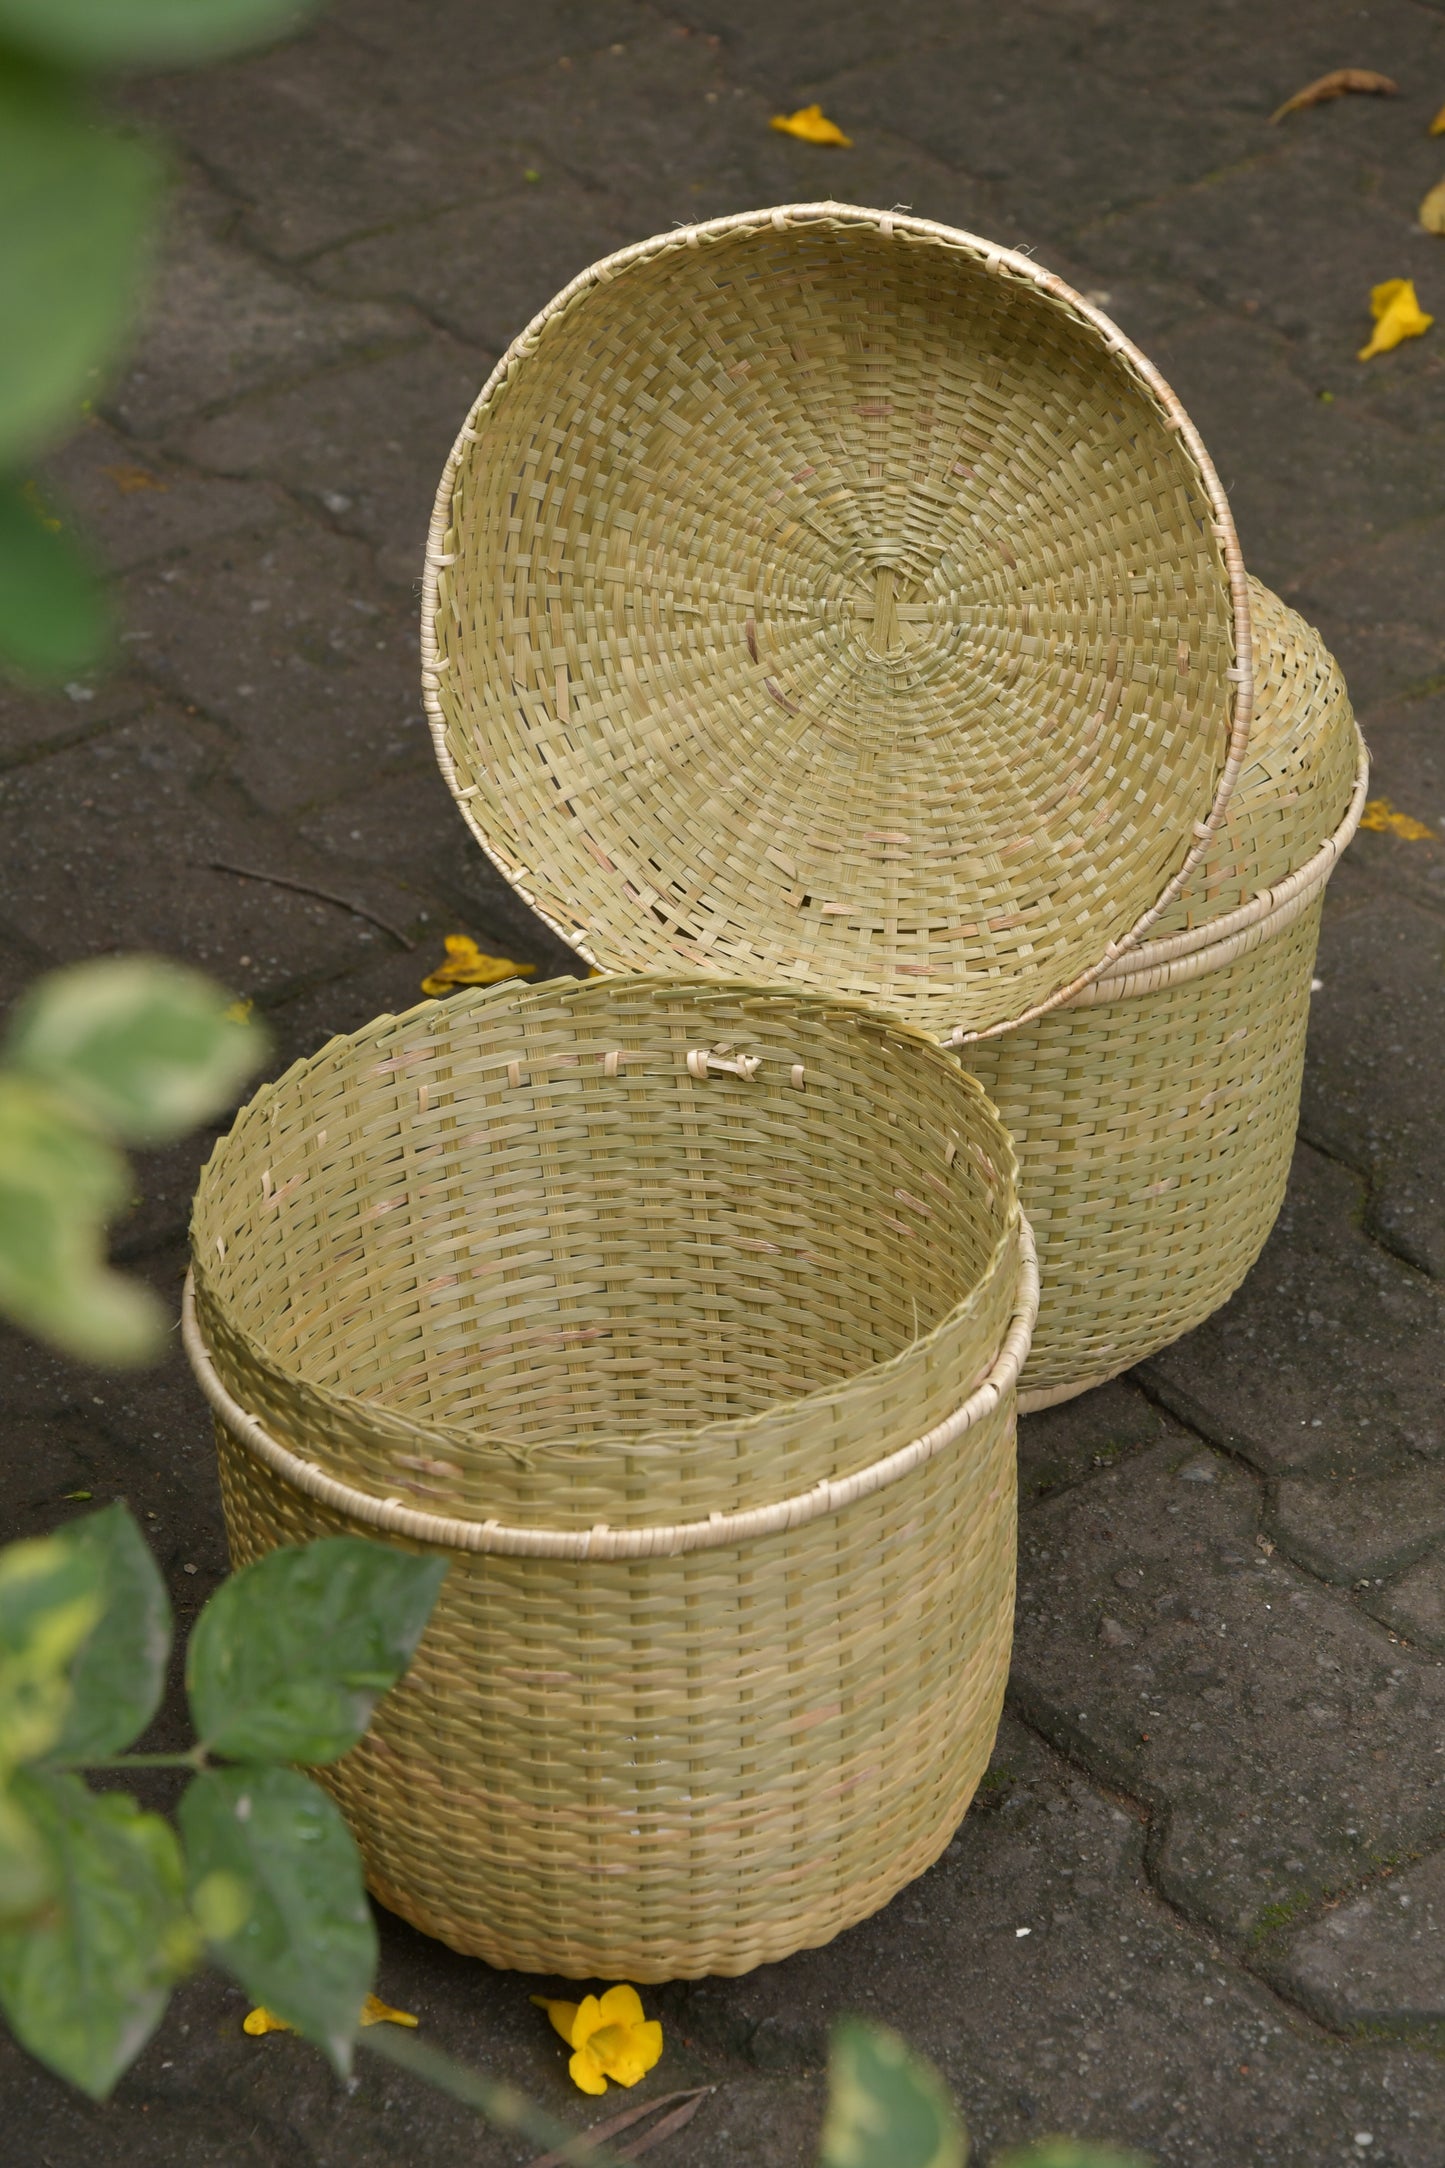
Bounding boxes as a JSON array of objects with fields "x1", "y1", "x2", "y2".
[
  {"x1": 1421, "y1": 178, "x2": 1445, "y2": 235},
  {"x1": 243, "y1": 1993, "x2": 418, "y2": 2036},
  {"x1": 770, "y1": 104, "x2": 852, "y2": 147},
  {"x1": 420, "y1": 934, "x2": 538, "y2": 997},
  {"x1": 243, "y1": 2006, "x2": 290, "y2": 2036},
  {"x1": 1357, "y1": 278, "x2": 1433, "y2": 360},
  {"x1": 1431, "y1": 102, "x2": 1445, "y2": 135},
  {"x1": 531, "y1": 1984, "x2": 664, "y2": 2096},
  {"x1": 1360, "y1": 796, "x2": 1433, "y2": 841}
]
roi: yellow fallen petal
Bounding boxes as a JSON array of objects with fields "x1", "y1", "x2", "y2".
[
  {"x1": 420, "y1": 934, "x2": 538, "y2": 996},
  {"x1": 1357, "y1": 278, "x2": 1434, "y2": 359},
  {"x1": 243, "y1": 2006, "x2": 293, "y2": 2036},
  {"x1": 531, "y1": 1993, "x2": 582, "y2": 2047},
  {"x1": 568, "y1": 2045, "x2": 610, "y2": 2096},
  {"x1": 1421, "y1": 178, "x2": 1445, "y2": 234},
  {"x1": 360, "y1": 1993, "x2": 418, "y2": 2028},
  {"x1": 1360, "y1": 796, "x2": 1433, "y2": 840},
  {"x1": 595, "y1": 1983, "x2": 646, "y2": 2028},
  {"x1": 1432, "y1": 101, "x2": 1445, "y2": 135},
  {"x1": 770, "y1": 103, "x2": 852, "y2": 147},
  {"x1": 597, "y1": 2019, "x2": 665, "y2": 2088}
]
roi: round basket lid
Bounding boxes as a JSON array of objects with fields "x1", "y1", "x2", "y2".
[{"x1": 423, "y1": 203, "x2": 1252, "y2": 1042}]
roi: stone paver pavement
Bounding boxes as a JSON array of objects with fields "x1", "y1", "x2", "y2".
[{"x1": 2, "y1": 3, "x2": 1443, "y2": 2163}]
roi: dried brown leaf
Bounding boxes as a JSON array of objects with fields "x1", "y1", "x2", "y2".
[
  {"x1": 1269, "y1": 68, "x2": 1400, "y2": 123},
  {"x1": 525, "y1": 2089, "x2": 713, "y2": 2168}
]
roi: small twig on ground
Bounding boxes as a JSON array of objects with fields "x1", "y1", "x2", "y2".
[
  {"x1": 198, "y1": 859, "x2": 416, "y2": 949},
  {"x1": 527, "y1": 2087, "x2": 714, "y2": 2168}
]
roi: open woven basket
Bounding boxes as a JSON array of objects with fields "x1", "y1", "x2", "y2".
[
  {"x1": 424, "y1": 202, "x2": 1252, "y2": 1042},
  {"x1": 185, "y1": 975, "x2": 1037, "y2": 1978},
  {"x1": 967, "y1": 581, "x2": 1366, "y2": 1406}
]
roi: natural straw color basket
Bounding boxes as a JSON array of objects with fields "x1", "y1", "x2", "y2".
[
  {"x1": 965, "y1": 584, "x2": 1365, "y2": 1408},
  {"x1": 185, "y1": 976, "x2": 1037, "y2": 1978},
  {"x1": 423, "y1": 202, "x2": 1252, "y2": 1042}
]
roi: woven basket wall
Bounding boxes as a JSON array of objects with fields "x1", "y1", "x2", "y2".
[
  {"x1": 186, "y1": 976, "x2": 1037, "y2": 1978},
  {"x1": 423, "y1": 202, "x2": 1252, "y2": 1043},
  {"x1": 966, "y1": 584, "x2": 1365, "y2": 1407}
]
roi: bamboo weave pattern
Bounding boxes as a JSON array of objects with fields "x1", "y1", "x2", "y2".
[
  {"x1": 190, "y1": 977, "x2": 1033, "y2": 1976},
  {"x1": 424, "y1": 203, "x2": 1250, "y2": 1042},
  {"x1": 967, "y1": 586, "x2": 1364, "y2": 1402}
]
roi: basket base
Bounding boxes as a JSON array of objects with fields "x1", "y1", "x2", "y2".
[
  {"x1": 1017, "y1": 1366, "x2": 1127, "y2": 1415},
  {"x1": 357, "y1": 1760, "x2": 994, "y2": 1981}
]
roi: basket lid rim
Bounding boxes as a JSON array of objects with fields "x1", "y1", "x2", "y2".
[
  {"x1": 189, "y1": 972, "x2": 1025, "y2": 1478},
  {"x1": 420, "y1": 200, "x2": 1255, "y2": 1044}
]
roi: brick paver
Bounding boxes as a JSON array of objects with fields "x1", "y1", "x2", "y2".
[{"x1": 2, "y1": 3, "x2": 1442, "y2": 2162}]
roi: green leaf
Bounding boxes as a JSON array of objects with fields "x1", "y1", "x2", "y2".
[
  {"x1": 179, "y1": 1764, "x2": 374, "y2": 2075},
  {"x1": 819, "y1": 2019, "x2": 967, "y2": 2168},
  {"x1": 0, "y1": 1779, "x2": 56, "y2": 1927},
  {"x1": 0, "y1": 64, "x2": 163, "y2": 466},
  {"x1": 6, "y1": 955, "x2": 268, "y2": 1147},
  {"x1": 0, "y1": 1769, "x2": 194, "y2": 2098},
  {"x1": 0, "y1": 0, "x2": 322, "y2": 69},
  {"x1": 48, "y1": 1505, "x2": 171, "y2": 1763},
  {"x1": 0, "y1": 479, "x2": 111, "y2": 683},
  {"x1": 0, "y1": 1530, "x2": 104, "y2": 1772},
  {"x1": 993, "y1": 2148, "x2": 1154, "y2": 2168},
  {"x1": 186, "y1": 1538, "x2": 445, "y2": 1764},
  {"x1": 0, "y1": 1073, "x2": 166, "y2": 1364}
]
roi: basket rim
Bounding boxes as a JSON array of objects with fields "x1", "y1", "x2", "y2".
[
  {"x1": 189, "y1": 971, "x2": 1024, "y2": 1472},
  {"x1": 183, "y1": 1215, "x2": 1037, "y2": 1559},
  {"x1": 420, "y1": 199, "x2": 1254, "y2": 1046},
  {"x1": 1070, "y1": 732, "x2": 1367, "y2": 1005}
]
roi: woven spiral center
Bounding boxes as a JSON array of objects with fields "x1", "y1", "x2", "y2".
[{"x1": 432, "y1": 212, "x2": 1238, "y2": 1035}]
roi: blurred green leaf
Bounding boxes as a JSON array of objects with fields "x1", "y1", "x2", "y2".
[
  {"x1": 190, "y1": 1866, "x2": 249, "y2": 1943},
  {"x1": 180, "y1": 1764, "x2": 374, "y2": 2076},
  {"x1": 0, "y1": 63, "x2": 162, "y2": 466},
  {"x1": 0, "y1": 479, "x2": 111, "y2": 682},
  {"x1": 0, "y1": 0, "x2": 321, "y2": 69},
  {"x1": 0, "y1": 1073, "x2": 166, "y2": 1364},
  {"x1": 6, "y1": 955, "x2": 268, "y2": 1147},
  {"x1": 0, "y1": 1770, "x2": 193, "y2": 2098},
  {"x1": 993, "y1": 2148, "x2": 1153, "y2": 2168},
  {"x1": 48, "y1": 1505, "x2": 171, "y2": 1763},
  {"x1": 186, "y1": 1537, "x2": 445, "y2": 1764},
  {"x1": 820, "y1": 2019, "x2": 966, "y2": 2168},
  {"x1": 0, "y1": 1530, "x2": 104, "y2": 1772},
  {"x1": 0, "y1": 1779, "x2": 54, "y2": 1926}
]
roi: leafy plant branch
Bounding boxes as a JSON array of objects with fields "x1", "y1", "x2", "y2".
[{"x1": 0, "y1": 0, "x2": 327, "y2": 683}]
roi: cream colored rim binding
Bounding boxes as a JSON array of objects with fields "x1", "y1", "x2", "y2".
[
  {"x1": 182, "y1": 1217, "x2": 1038, "y2": 1562},
  {"x1": 1071, "y1": 742, "x2": 1366, "y2": 1006},
  {"x1": 422, "y1": 201, "x2": 1254, "y2": 1044}
]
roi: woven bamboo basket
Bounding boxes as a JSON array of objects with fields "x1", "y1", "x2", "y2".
[
  {"x1": 423, "y1": 201, "x2": 1253, "y2": 1042},
  {"x1": 184, "y1": 975, "x2": 1038, "y2": 1978},
  {"x1": 964, "y1": 582, "x2": 1366, "y2": 1408}
]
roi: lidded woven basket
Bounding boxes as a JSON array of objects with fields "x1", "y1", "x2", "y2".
[
  {"x1": 185, "y1": 974, "x2": 1037, "y2": 1978},
  {"x1": 424, "y1": 202, "x2": 1252, "y2": 1042},
  {"x1": 967, "y1": 580, "x2": 1366, "y2": 1407}
]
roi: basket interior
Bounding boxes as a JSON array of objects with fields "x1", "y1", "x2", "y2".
[
  {"x1": 430, "y1": 208, "x2": 1238, "y2": 1038},
  {"x1": 193, "y1": 979, "x2": 1015, "y2": 1452}
]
